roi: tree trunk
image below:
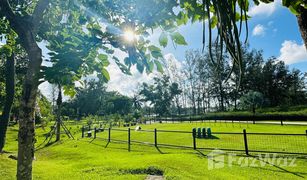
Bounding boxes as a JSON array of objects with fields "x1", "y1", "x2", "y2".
[
  {"x1": 175, "y1": 97, "x2": 181, "y2": 115},
  {"x1": 0, "y1": 1, "x2": 49, "y2": 179},
  {"x1": 56, "y1": 84, "x2": 62, "y2": 141},
  {"x1": 219, "y1": 82, "x2": 225, "y2": 111},
  {"x1": 191, "y1": 90, "x2": 196, "y2": 115},
  {"x1": 0, "y1": 53, "x2": 15, "y2": 152},
  {"x1": 297, "y1": 8, "x2": 307, "y2": 48},
  {"x1": 17, "y1": 32, "x2": 43, "y2": 180}
]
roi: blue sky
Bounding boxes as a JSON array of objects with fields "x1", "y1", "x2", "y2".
[
  {"x1": 105, "y1": 1, "x2": 307, "y2": 96},
  {"x1": 158, "y1": 1, "x2": 307, "y2": 72}
]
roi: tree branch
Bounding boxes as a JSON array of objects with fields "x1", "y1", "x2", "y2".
[
  {"x1": 32, "y1": 0, "x2": 50, "y2": 33},
  {"x1": 0, "y1": 0, "x2": 17, "y2": 21}
]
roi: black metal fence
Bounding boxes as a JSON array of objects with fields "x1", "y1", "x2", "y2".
[{"x1": 81, "y1": 126, "x2": 307, "y2": 155}]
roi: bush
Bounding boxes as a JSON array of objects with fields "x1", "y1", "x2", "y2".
[{"x1": 124, "y1": 114, "x2": 134, "y2": 123}]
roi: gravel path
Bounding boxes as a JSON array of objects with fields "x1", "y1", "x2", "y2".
[{"x1": 145, "y1": 175, "x2": 164, "y2": 180}]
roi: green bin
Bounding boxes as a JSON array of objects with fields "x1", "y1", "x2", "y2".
[
  {"x1": 207, "y1": 128, "x2": 212, "y2": 138},
  {"x1": 197, "y1": 128, "x2": 202, "y2": 138},
  {"x1": 202, "y1": 128, "x2": 206, "y2": 138}
]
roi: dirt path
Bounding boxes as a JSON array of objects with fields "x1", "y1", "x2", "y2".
[{"x1": 145, "y1": 175, "x2": 164, "y2": 180}]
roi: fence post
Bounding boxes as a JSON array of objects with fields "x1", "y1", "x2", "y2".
[
  {"x1": 243, "y1": 129, "x2": 249, "y2": 155},
  {"x1": 281, "y1": 120, "x2": 283, "y2": 126},
  {"x1": 81, "y1": 126, "x2": 84, "y2": 138},
  {"x1": 94, "y1": 127, "x2": 97, "y2": 139},
  {"x1": 128, "y1": 128, "x2": 131, "y2": 152},
  {"x1": 192, "y1": 128, "x2": 196, "y2": 150},
  {"x1": 108, "y1": 128, "x2": 111, "y2": 143},
  {"x1": 154, "y1": 128, "x2": 157, "y2": 147}
]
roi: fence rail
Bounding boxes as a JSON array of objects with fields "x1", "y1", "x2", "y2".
[{"x1": 81, "y1": 126, "x2": 307, "y2": 155}]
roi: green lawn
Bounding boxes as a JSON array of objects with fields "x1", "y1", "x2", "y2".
[{"x1": 1, "y1": 122, "x2": 307, "y2": 179}]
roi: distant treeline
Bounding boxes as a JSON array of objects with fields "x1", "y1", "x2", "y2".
[
  {"x1": 139, "y1": 46, "x2": 307, "y2": 117},
  {"x1": 156, "y1": 114, "x2": 307, "y2": 122}
]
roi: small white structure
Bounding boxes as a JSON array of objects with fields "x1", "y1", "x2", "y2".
[{"x1": 135, "y1": 126, "x2": 141, "y2": 131}]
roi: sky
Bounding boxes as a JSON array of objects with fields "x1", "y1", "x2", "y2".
[
  {"x1": 104, "y1": 0, "x2": 307, "y2": 97},
  {"x1": 38, "y1": 1, "x2": 307, "y2": 99}
]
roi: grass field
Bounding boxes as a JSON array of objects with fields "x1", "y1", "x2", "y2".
[{"x1": 1, "y1": 122, "x2": 307, "y2": 179}]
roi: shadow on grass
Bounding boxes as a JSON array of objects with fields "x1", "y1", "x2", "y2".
[
  {"x1": 104, "y1": 141, "x2": 110, "y2": 148},
  {"x1": 0, "y1": 150, "x2": 13, "y2": 154},
  {"x1": 155, "y1": 146, "x2": 165, "y2": 154},
  {"x1": 195, "y1": 150, "x2": 207, "y2": 158},
  {"x1": 253, "y1": 156, "x2": 307, "y2": 178},
  {"x1": 216, "y1": 153, "x2": 307, "y2": 178},
  {"x1": 35, "y1": 138, "x2": 74, "y2": 151},
  {"x1": 196, "y1": 135, "x2": 220, "y2": 140}
]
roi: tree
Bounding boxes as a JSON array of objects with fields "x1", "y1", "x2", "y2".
[
  {"x1": 62, "y1": 80, "x2": 134, "y2": 118},
  {"x1": 1, "y1": 0, "x2": 306, "y2": 178},
  {"x1": 131, "y1": 94, "x2": 143, "y2": 110},
  {"x1": 0, "y1": 1, "x2": 51, "y2": 178},
  {"x1": 107, "y1": 95, "x2": 133, "y2": 115},
  {"x1": 231, "y1": 46, "x2": 264, "y2": 109},
  {"x1": 140, "y1": 75, "x2": 181, "y2": 117},
  {"x1": 43, "y1": 16, "x2": 113, "y2": 141},
  {"x1": 295, "y1": 3, "x2": 307, "y2": 48},
  {"x1": 182, "y1": 50, "x2": 199, "y2": 115},
  {"x1": 163, "y1": 55, "x2": 186, "y2": 115},
  {"x1": 177, "y1": 0, "x2": 307, "y2": 71},
  {"x1": 0, "y1": 19, "x2": 29, "y2": 152},
  {"x1": 240, "y1": 90, "x2": 264, "y2": 114},
  {"x1": 0, "y1": 42, "x2": 29, "y2": 152},
  {"x1": 205, "y1": 45, "x2": 231, "y2": 111},
  {"x1": 0, "y1": 1, "x2": 184, "y2": 178},
  {"x1": 0, "y1": 30, "x2": 15, "y2": 152}
]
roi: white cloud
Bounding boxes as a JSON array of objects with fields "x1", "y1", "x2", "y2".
[
  {"x1": 252, "y1": 24, "x2": 266, "y2": 36},
  {"x1": 163, "y1": 53, "x2": 184, "y2": 82},
  {"x1": 279, "y1": 40, "x2": 307, "y2": 65},
  {"x1": 248, "y1": 0, "x2": 280, "y2": 17},
  {"x1": 106, "y1": 62, "x2": 158, "y2": 97},
  {"x1": 106, "y1": 53, "x2": 183, "y2": 97}
]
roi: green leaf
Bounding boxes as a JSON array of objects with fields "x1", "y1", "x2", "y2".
[
  {"x1": 63, "y1": 86, "x2": 76, "y2": 98},
  {"x1": 170, "y1": 32, "x2": 187, "y2": 45},
  {"x1": 210, "y1": 16, "x2": 218, "y2": 29},
  {"x1": 159, "y1": 32, "x2": 168, "y2": 48},
  {"x1": 0, "y1": 45, "x2": 12, "y2": 56},
  {"x1": 288, "y1": 5, "x2": 300, "y2": 15},
  {"x1": 253, "y1": 0, "x2": 260, "y2": 5},
  {"x1": 148, "y1": 45, "x2": 163, "y2": 58},
  {"x1": 238, "y1": 0, "x2": 249, "y2": 10},
  {"x1": 148, "y1": 61, "x2": 154, "y2": 73},
  {"x1": 148, "y1": 45, "x2": 160, "y2": 52},
  {"x1": 154, "y1": 60, "x2": 164, "y2": 73},
  {"x1": 176, "y1": 11, "x2": 189, "y2": 26},
  {"x1": 98, "y1": 54, "x2": 110, "y2": 66},
  {"x1": 151, "y1": 51, "x2": 163, "y2": 59},
  {"x1": 137, "y1": 63, "x2": 144, "y2": 73},
  {"x1": 113, "y1": 57, "x2": 131, "y2": 75},
  {"x1": 101, "y1": 68, "x2": 110, "y2": 81}
]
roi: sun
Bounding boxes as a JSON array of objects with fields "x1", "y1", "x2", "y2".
[{"x1": 123, "y1": 30, "x2": 136, "y2": 43}]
